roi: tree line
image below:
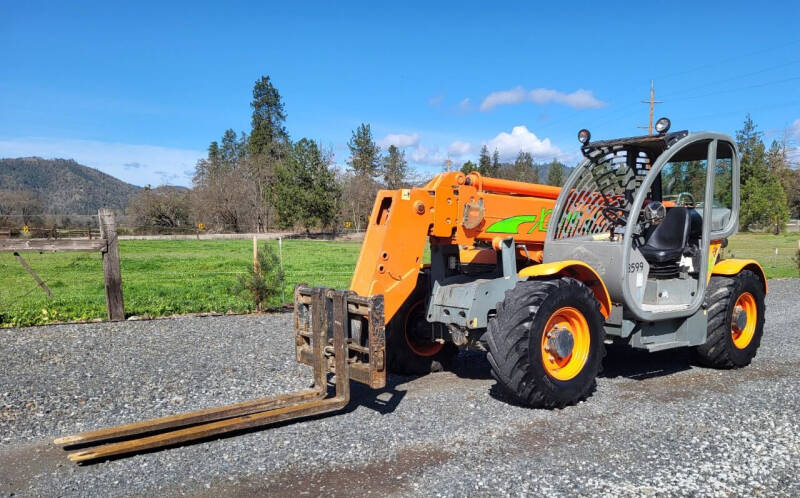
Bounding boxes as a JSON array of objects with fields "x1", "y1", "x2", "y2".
[
  {"x1": 735, "y1": 114, "x2": 797, "y2": 233},
  {"x1": 123, "y1": 78, "x2": 797, "y2": 234},
  {"x1": 125, "y1": 75, "x2": 570, "y2": 233}
]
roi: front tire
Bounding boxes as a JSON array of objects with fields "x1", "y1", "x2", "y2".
[
  {"x1": 486, "y1": 277, "x2": 606, "y2": 408},
  {"x1": 694, "y1": 270, "x2": 765, "y2": 368},
  {"x1": 386, "y1": 278, "x2": 457, "y2": 375}
]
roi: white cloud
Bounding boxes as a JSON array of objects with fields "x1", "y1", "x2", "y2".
[
  {"x1": 379, "y1": 133, "x2": 420, "y2": 148},
  {"x1": 448, "y1": 140, "x2": 472, "y2": 157},
  {"x1": 485, "y1": 126, "x2": 562, "y2": 162},
  {"x1": 791, "y1": 118, "x2": 800, "y2": 139},
  {"x1": 428, "y1": 95, "x2": 444, "y2": 107},
  {"x1": 480, "y1": 86, "x2": 607, "y2": 111},
  {"x1": 409, "y1": 144, "x2": 443, "y2": 165},
  {"x1": 457, "y1": 98, "x2": 471, "y2": 111},
  {"x1": 0, "y1": 137, "x2": 204, "y2": 187}
]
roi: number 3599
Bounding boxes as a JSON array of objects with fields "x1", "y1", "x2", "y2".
[{"x1": 628, "y1": 262, "x2": 644, "y2": 273}]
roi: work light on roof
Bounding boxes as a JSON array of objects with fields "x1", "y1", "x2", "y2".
[
  {"x1": 578, "y1": 129, "x2": 591, "y2": 145},
  {"x1": 655, "y1": 117, "x2": 671, "y2": 135}
]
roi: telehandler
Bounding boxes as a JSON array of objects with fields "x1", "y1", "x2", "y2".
[{"x1": 55, "y1": 119, "x2": 766, "y2": 462}]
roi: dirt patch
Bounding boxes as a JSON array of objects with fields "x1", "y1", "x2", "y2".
[
  {"x1": 198, "y1": 445, "x2": 453, "y2": 497},
  {"x1": 0, "y1": 441, "x2": 65, "y2": 494},
  {"x1": 400, "y1": 371, "x2": 491, "y2": 399},
  {"x1": 617, "y1": 360, "x2": 800, "y2": 402}
]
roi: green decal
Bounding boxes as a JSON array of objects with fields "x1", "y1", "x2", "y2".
[
  {"x1": 536, "y1": 208, "x2": 553, "y2": 232},
  {"x1": 486, "y1": 208, "x2": 555, "y2": 234},
  {"x1": 486, "y1": 215, "x2": 536, "y2": 233}
]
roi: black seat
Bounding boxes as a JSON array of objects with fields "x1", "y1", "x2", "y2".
[{"x1": 640, "y1": 207, "x2": 691, "y2": 264}]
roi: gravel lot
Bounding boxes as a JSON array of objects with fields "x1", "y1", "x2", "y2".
[{"x1": 1, "y1": 279, "x2": 798, "y2": 497}]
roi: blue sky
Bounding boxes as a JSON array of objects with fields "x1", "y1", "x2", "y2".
[{"x1": 2, "y1": 1, "x2": 799, "y2": 187}]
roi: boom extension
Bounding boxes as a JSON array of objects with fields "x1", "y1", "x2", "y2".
[{"x1": 53, "y1": 287, "x2": 385, "y2": 462}]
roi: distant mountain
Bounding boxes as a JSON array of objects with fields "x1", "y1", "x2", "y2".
[{"x1": 0, "y1": 157, "x2": 141, "y2": 214}]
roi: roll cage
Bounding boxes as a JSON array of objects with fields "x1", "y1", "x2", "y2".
[{"x1": 544, "y1": 131, "x2": 740, "y2": 321}]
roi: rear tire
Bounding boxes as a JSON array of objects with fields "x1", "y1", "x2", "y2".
[
  {"x1": 386, "y1": 277, "x2": 457, "y2": 375},
  {"x1": 694, "y1": 270, "x2": 765, "y2": 368},
  {"x1": 486, "y1": 277, "x2": 606, "y2": 408}
]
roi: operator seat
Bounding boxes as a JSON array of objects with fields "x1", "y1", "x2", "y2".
[{"x1": 639, "y1": 207, "x2": 691, "y2": 267}]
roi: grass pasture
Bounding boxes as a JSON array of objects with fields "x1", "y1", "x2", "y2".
[
  {"x1": 0, "y1": 240, "x2": 361, "y2": 327},
  {"x1": 725, "y1": 232, "x2": 800, "y2": 279},
  {"x1": 1, "y1": 233, "x2": 797, "y2": 327}
]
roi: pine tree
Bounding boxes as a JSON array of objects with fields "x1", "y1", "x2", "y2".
[
  {"x1": 382, "y1": 145, "x2": 408, "y2": 189},
  {"x1": 221, "y1": 129, "x2": 245, "y2": 165},
  {"x1": 275, "y1": 139, "x2": 340, "y2": 231},
  {"x1": 513, "y1": 151, "x2": 538, "y2": 183},
  {"x1": 736, "y1": 114, "x2": 768, "y2": 183},
  {"x1": 740, "y1": 175, "x2": 789, "y2": 234},
  {"x1": 208, "y1": 141, "x2": 220, "y2": 163},
  {"x1": 547, "y1": 160, "x2": 565, "y2": 186},
  {"x1": 347, "y1": 123, "x2": 381, "y2": 177},
  {"x1": 736, "y1": 115, "x2": 791, "y2": 232},
  {"x1": 248, "y1": 76, "x2": 288, "y2": 157},
  {"x1": 461, "y1": 160, "x2": 478, "y2": 174},
  {"x1": 488, "y1": 149, "x2": 500, "y2": 177},
  {"x1": 478, "y1": 145, "x2": 491, "y2": 175}
]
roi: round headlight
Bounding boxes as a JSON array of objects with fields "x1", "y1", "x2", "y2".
[
  {"x1": 578, "y1": 129, "x2": 591, "y2": 144},
  {"x1": 655, "y1": 117, "x2": 671, "y2": 134}
]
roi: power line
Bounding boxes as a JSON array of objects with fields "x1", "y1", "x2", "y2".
[
  {"x1": 658, "y1": 58, "x2": 800, "y2": 101},
  {"x1": 654, "y1": 39, "x2": 800, "y2": 82},
  {"x1": 669, "y1": 75, "x2": 800, "y2": 103}
]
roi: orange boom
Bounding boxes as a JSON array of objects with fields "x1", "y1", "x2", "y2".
[{"x1": 350, "y1": 171, "x2": 561, "y2": 323}]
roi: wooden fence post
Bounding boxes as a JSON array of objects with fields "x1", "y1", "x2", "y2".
[
  {"x1": 98, "y1": 208, "x2": 125, "y2": 321},
  {"x1": 253, "y1": 236, "x2": 260, "y2": 275}
]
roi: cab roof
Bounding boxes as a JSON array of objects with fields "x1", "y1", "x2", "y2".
[{"x1": 581, "y1": 130, "x2": 689, "y2": 159}]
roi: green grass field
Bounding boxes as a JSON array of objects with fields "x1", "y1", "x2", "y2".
[
  {"x1": 725, "y1": 232, "x2": 800, "y2": 279},
  {"x1": 1, "y1": 233, "x2": 797, "y2": 327},
  {"x1": 0, "y1": 240, "x2": 361, "y2": 327}
]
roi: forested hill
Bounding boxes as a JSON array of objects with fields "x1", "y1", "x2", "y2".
[{"x1": 0, "y1": 157, "x2": 141, "y2": 214}]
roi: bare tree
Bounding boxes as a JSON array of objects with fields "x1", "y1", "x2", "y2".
[
  {"x1": 338, "y1": 171, "x2": 380, "y2": 232},
  {"x1": 127, "y1": 186, "x2": 191, "y2": 228},
  {"x1": 0, "y1": 190, "x2": 44, "y2": 227},
  {"x1": 192, "y1": 157, "x2": 258, "y2": 232}
]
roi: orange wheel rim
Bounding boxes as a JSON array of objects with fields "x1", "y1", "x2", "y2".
[
  {"x1": 540, "y1": 307, "x2": 591, "y2": 381},
  {"x1": 405, "y1": 301, "x2": 444, "y2": 357},
  {"x1": 731, "y1": 292, "x2": 757, "y2": 349}
]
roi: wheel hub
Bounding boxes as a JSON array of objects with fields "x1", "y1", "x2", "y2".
[
  {"x1": 732, "y1": 306, "x2": 748, "y2": 332},
  {"x1": 546, "y1": 325, "x2": 574, "y2": 359},
  {"x1": 404, "y1": 301, "x2": 444, "y2": 357}
]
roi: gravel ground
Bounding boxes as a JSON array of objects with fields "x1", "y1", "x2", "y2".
[{"x1": 1, "y1": 279, "x2": 798, "y2": 497}]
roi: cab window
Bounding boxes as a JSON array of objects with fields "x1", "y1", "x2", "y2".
[
  {"x1": 659, "y1": 139, "x2": 710, "y2": 209},
  {"x1": 711, "y1": 142, "x2": 734, "y2": 231}
]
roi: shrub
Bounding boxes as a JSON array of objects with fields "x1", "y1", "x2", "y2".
[
  {"x1": 232, "y1": 243, "x2": 285, "y2": 311},
  {"x1": 793, "y1": 247, "x2": 800, "y2": 277}
]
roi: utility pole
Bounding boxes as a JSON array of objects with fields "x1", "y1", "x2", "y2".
[
  {"x1": 444, "y1": 156, "x2": 452, "y2": 172},
  {"x1": 638, "y1": 80, "x2": 663, "y2": 135}
]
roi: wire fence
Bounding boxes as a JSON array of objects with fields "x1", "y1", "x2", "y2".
[
  {"x1": 0, "y1": 223, "x2": 368, "y2": 239},
  {"x1": 2, "y1": 228, "x2": 797, "y2": 327},
  {"x1": 0, "y1": 237, "x2": 363, "y2": 327}
]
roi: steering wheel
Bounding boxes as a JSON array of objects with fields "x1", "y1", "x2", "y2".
[
  {"x1": 601, "y1": 206, "x2": 629, "y2": 226},
  {"x1": 643, "y1": 201, "x2": 666, "y2": 225},
  {"x1": 676, "y1": 192, "x2": 696, "y2": 208}
]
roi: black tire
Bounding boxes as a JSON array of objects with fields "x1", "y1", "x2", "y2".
[
  {"x1": 694, "y1": 270, "x2": 765, "y2": 368},
  {"x1": 486, "y1": 277, "x2": 606, "y2": 408},
  {"x1": 386, "y1": 277, "x2": 457, "y2": 375}
]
